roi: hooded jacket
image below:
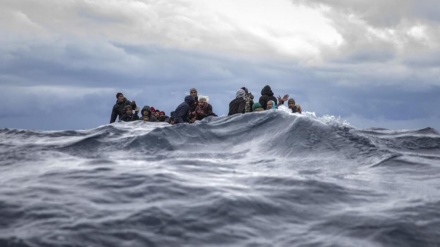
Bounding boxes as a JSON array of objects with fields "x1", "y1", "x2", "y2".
[
  {"x1": 174, "y1": 95, "x2": 195, "y2": 124},
  {"x1": 140, "y1": 105, "x2": 158, "y2": 122},
  {"x1": 110, "y1": 98, "x2": 137, "y2": 123},
  {"x1": 228, "y1": 89, "x2": 246, "y2": 116},
  {"x1": 258, "y1": 85, "x2": 278, "y2": 110}
]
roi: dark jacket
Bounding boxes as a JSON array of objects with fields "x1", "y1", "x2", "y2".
[
  {"x1": 258, "y1": 85, "x2": 277, "y2": 110},
  {"x1": 120, "y1": 113, "x2": 139, "y2": 122},
  {"x1": 168, "y1": 111, "x2": 175, "y2": 124},
  {"x1": 110, "y1": 98, "x2": 137, "y2": 123},
  {"x1": 228, "y1": 90, "x2": 247, "y2": 116},
  {"x1": 228, "y1": 98, "x2": 246, "y2": 115},
  {"x1": 190, "y1": 96, "x2": 199, "y2": 113},
  {"x1": 174, "y1": 95, "x2": 195, "y2": 124},
  {"x1": 120, "y1": 105, "x2": 139, "y2": 122}
]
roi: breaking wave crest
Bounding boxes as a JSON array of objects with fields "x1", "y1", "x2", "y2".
[{"x1": 1, "y1": 110, "x2": 440, "y2": 246}]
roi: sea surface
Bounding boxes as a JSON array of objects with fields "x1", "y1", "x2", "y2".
[{"x1": 1, "y1": 107, "x2": 440, "y2": 247}]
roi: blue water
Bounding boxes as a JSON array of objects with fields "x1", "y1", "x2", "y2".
[{"x1": 1, "y1": 108, "x2": 440, "y2": 247}]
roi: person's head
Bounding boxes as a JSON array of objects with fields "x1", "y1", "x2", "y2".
[
  {"x1": 288, "y1": 98, "x2": 296, "y2": 109},
  {"x1": 241, "y1": 87, "x2": 249, "y2": 94},
  {"x1": 252, "y1": 102, "x2": 264, "y2": 112},
  {"x1": 190, "y1": 88, "x2": 198, "y2": 98},
  {"x1": 142, "y1": 110, "x2": 149, "y2": 116},
  {"x1": 155, "y1": 110, "x2": 160, "y2": 117},
  {"x1": 261, "y1": 85, "x2": 274, "y2": 96},
  {"x1": 198, "y1": 97, "x2": 207, "y2": 107},
  {"x1": 159, "y1": 111, "x2": 165, "y2": 117},
  {"x1": 266, "y1": 100, "x2": 276, "y2": 110},
  {"x1": 116, "y1": 92, "x2": 125, "y2": 103},
  {"x1": 142, "y1": 115, "x2": 149, "y2": 122},
  {"x1": 141, "y1": 106, "x2": 152, "y2": 117},
  {"x1": 185, "y1": 95, "x2": 196, "y2": 105},
  {"x1": 236, "y1": 89, "x2": 246, "y2": 99},
  {"x1": 125, "y1": 105, "x2": 133, "y2": 115}
]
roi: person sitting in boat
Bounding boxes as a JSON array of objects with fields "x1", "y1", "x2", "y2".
[
  {"x1": 258, "y1": 85, "x2": 278, "y2": 110},
  {"x1": 110, "y1": 92, "x2": 138, "y2": 123},
  {"x1": 287, "y1": 98, "x2": 302, "y2": 114},
  {"x1": 194, "y1": 97, "x2": 217, "y2": 121},
  {"x1": 174, "y1": 95, "x2": 196, "y2": 124},
  {"x1": 140, "y1": 105, "x2": 158, "y2": 122},
  {"x1": 189, "y1": 88, "x2": 199, "y2": 119},
  {"x1": 228, "y1": 89, "x2": 246, "y2": 116},
  {"x1": 266, "y1": 100, "x2": 277, "y2": 110},
  {"x1": 154, "y1": 109, "x2": 161, "y2": 119},
  {"x1": 157, "y1": 111, "x2": 169, "y2": 122},
  {"x1": 252, "y1": 102, "x2": 264, "y2": 112},
  {"x1": 120, "y1": 105, "x2": 139, "y2": 122},
  {"x1": 241, "y1": 87, "x2": 254, "y2": 113}
]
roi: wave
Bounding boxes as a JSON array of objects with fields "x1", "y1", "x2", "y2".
[
  {"x1": 1, "y1": 110, "x2": 440, "y2": 246},
  {"x1": 1, "y1": 110, "x2": 439, "y2": 165}
]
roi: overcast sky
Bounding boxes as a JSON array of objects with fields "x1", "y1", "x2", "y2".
[{"x1": 1, "y1": 0, "x2": 439, "y2": 131}]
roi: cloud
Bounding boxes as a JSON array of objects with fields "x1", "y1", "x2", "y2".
[
  {"x1": 292, "y1": 0, "x2": 440, "y2": 68},
  {"x1": 0, "y1": 0, "x2": 439, "y2": 130},
  {"x1": 3, "y1": 0, "x2": 439, "y2": 67},
  {"x1": 0, "y1": 0, "x2": 344, "y2": 63},
  {"x1": 294, "y1": 0, "x2": 440, "y2": 26}
]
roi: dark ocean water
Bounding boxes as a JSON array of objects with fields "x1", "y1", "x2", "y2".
[{"x1": 1, "y1": 108, "x2": 440, "y2": 247}]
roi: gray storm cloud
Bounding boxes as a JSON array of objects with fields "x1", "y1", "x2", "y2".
[{"x1": 0, "y1": 0, "x2": 439, "y2": 130}]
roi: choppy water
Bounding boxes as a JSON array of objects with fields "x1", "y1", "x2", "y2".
[{"x1": 1, "y1": 107, "x2": 440, "y2": 247}]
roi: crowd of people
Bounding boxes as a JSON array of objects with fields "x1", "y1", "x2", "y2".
[{"x1": 109, "y1": 85, "x2": 302, "y2": 125}]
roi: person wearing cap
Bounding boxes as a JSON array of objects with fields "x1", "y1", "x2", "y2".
[
  {"x1": 252, "y1": 102, "x2": 264, "y2": 112},
  {"x1": 228, "y1": 89, "x2": 246, "y2": 116},
  {"x1": 173, "y1": 95, "x2": 196, "y2": 124},
  {"x1": 110, "y1": 92, "x2": 138, "y2": 123},
  {"x1": 287, "y1": 98, "x2": 302, "y2": 113},
  {"x1": 120, "y1": 105, "x2": 140, "y2": 122}
]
